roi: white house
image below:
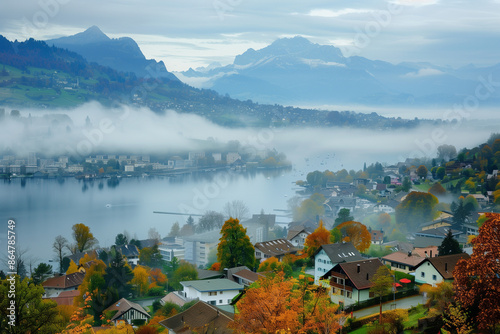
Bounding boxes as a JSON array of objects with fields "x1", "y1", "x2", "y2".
[
  {"x1": 178, "y1": 279, "x2": 244, "y2": 306},
  {"x1": 313, "y1": 243, "x2": 363, "y2": 284},
  {"x1": 286, "y1": 226, "x2": 311, "y2": 249},
  {"x1": 103, "y1": 298, "x2": 150, "y2": 325},
  {"x1": 321, "y1": 258, "x2": 386, "y2": 307},
  {"x1": 414, "y1": 253, "x2": 469, "y2": 287}
]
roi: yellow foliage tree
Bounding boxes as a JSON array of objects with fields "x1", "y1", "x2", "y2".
[
  {"x1": 131, "y1": 265, "x2": 150, "y2": 297},
  {"x1": 66, "y1": 260, "x2": 79, "y2": 275},
  {"x1": 304, "y1": 221, "x2": 331, "y2": 257}
]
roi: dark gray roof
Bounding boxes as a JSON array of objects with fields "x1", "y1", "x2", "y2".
[
  {"x1": 314, "y1": 242, "x2": 364, "y2": 263},
  {"x1": 117, "y1": 244, "x2": 139, "y2": 258}
]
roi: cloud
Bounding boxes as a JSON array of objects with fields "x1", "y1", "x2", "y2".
[
  {"x1": 306, "y1": 8, "x2": 373, "y2": 17},
  {"x1": 403, "y1": 68, "x2": 444, "y2": 78}
]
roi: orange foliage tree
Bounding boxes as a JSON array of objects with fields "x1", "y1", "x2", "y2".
[
  {"x1": 304, "y1": 221, "x2": 331, "y2": 257},
  {"x1": 454, "y1": 213, "x2": 500, "y2": 332},
  {"x1": 149, "y1": 268, "x2": 167, "y2": 287},
  {"x1": 231, "y1": 273, "x2": 343, "y2": 334},
  {"x1": 209, "y1": 262, "x2": 221, "y2": 271},
  {"x1": 231, "y1": 273, "x2": 301, "y2": 333},
  {"x1": 337, "y1": 221, "x2": 371, "y2": 253}
]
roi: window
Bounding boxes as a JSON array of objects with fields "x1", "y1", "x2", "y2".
[
  {"x1": 421, "y1": 272, "x2": 425, "y2": 278},
  {"x1": 209, "y1": 291, "x2": 217, "y2": 296},
  {"x1": 432, "y1": 275, "x2": 437, "y2": 281},
  {"x1": 220, "y1": 291, "x2": 223, "y2": 294},
  {"x1": 209, "y1": 301, "x2": 216, "y2": 305},
  {"x1": 346, "y1": 291, "x2": 352, "y2": 298},
  {"x1": 369, "y1": 291, "x2": 374, "y2": 298},
  {"x1": 228, "y1": 299, "x2": 231, "y2": 304},
  {"x1": 219, "y1": 300, "x2": 223, "y2": 304}
]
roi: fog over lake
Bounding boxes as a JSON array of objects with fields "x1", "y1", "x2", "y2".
[{"x1": 0, "y1": 102, "x2": 498, "y2": 266}]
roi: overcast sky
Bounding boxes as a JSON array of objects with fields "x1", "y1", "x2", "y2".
[{"x1": 1, "y1": 0, "x2": 499, "y2": 71}]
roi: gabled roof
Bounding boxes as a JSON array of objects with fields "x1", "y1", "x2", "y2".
[
  {"x1": 286, "y1": 225, "x2": 312, "y2": 241},
  {"x1": 46, "y1": 290, "x2": 80, "y2": 306},
  {"x1": 42, "y1": 272, "x2": 85, "y2": 289},
  {"x1": 313, "y1": 242, "x2": 364, "y2": 263},
  {"x1": 232, "y1": 269, "x2": 263, "y2": 284},
  {"x1": 104, "y1": 298, "x2": 150, "y2": 321},
  {"x1": 225, "y1": 266, "x2": 250, "y2": 283},
  {"x1": 382, "y1": 251, "x2": 426, "y2": 267},
  {"x1": 159, "y1": 301, "x2": 234, "y2": 334},
  {"x1": 425, "y1": 253, "x2": 470, "y2": 280},
  {"x1": 337, "y1": 258, "x2": 385, "y2": 290},
  {"x1": 197, "y1": 269, "x2": 224, "y2": 280},
  {"x1": 254, "y1": 239, "x2": 298, "y2": 257},
  {"x1": 161, "y1": 292, "x2": 188, "y2": 307},
  {"x1": 117, "y1": 244, "x2": 139, "y2": 258},
  {"x1": 180, "y1": 279, "x2": 244, "y2": 292}
]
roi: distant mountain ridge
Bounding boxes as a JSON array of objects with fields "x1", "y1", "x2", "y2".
[
  {"x1": 179, "y1": 36, "x2": 500, "y2": 107},
  {"x1": 46, "y1": 26, "x2": 178, "y2": 81}
]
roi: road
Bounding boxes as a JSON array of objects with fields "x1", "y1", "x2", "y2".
[{"x1": 351, "y1": 294, "x2": 427, "y2": 319}]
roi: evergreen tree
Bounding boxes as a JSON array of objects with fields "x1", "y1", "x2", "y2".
[
  {"x1": 335, "y1": 208, "x2": 353, "y2": 225},
  {"x1": 217, "y1": 218, "x2": 256, "y2": 270},
  {"x1": 438, "y1": 229, "x2": 462, "y2": 255}
]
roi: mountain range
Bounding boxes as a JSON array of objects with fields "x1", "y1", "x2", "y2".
[
  {"x1": 46, "y1": 26, "x2": 178, "y2": 81},
  {"x1": 178, "y1": 36, "x2": 500, "y2": 107}
]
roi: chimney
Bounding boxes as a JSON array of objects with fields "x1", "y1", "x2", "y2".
[
  {"x1": 430, "y1": 250, "x2": 433, "y2": 257},
  {"x1": 366, "y1": 273, "x2": 369, "y2": 280},
  {"x1": 224, "y1": 268, "x2": 229, "y2": 278},
  {"x1": 445, "y1": 263, "x2": 448, "y2": 272},
  {"x1": 408, "y1": 251, "x2": 412, "y2": 257},
  {"x1": 357, "y1": 264, "x2": 360, "y2": 273},
  {"x1": 425, "y1": 251, "x2": 428, "y2": 258}
]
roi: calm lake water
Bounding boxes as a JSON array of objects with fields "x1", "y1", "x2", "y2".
[{"x1": 0, "y1": 166, "x2": 314, "y2": 265}]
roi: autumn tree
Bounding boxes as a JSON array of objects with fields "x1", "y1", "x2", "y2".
[
  {"x1": 395, "y1": 191, "x2": 438, "y2": 232},
  {"x1": 139, "y1": 244, "x2": 164, "y2": 268},
  {"x1": 72, "y1": 223, "x2": 98, "y2": 253},
  {"x1": 438, "y1": 229, "x2": 462, "y2": 256},
  {"x1": 454, "y1": 213, "x2": 500, "y2": 332},
  {"x1": 428, "y1": 182, "x2": 446, "y2": 197},
  {"x1": 223, "y1": 200, "x2": 250, "y2": 221},
  {"x1": 52, "y1": 235, "x2": 68, "y2": 274},
  {"x1": 417, "y1": 165, "x2": 428, "y2": 179},
  {"x1": 337, "y1": 221, "x2": 371, "y2": 252},
  {"x1": 217, "y1": 218, "x2": 256, "y2": 270},
  {"x1": 231, "y1": 273, "x2": 301, "y2": 333},
  {"x1": 171, "y1": 261, "x2": 198, "y2": 290},
  {"x1": 369, "y1": 265, "x2": 393, "y2": 324},
  {"x1": 304, "y1": 221, "x2": 331, "y2": 257},
  {"x1": 149, "y1": 268, "x2": 167, "y2": 288},
  {"x1": 131, "y1": 265, "x2": 150, "y2": 296},
  {"x1": 377, "y1": 213, "x2": 391, "y2": 231},
  {"x1": 231, "y1": 273, "x2": 343, "y2": 334},
  {"x1": 335, "y1": 208, "x2": 353, "y2": 225},
  {"x1": 0, "y1": 276, "x2": 61, "y2": 333}
]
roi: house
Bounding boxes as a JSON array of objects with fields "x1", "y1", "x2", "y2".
[
  {"x1": 321, "y1": 258, "x2": 386, "y2": 307},
  {"x1": 116, "y1": 244, "x2": 140, "y2": 266},
  {"x1": 42, "y1": 272, "x2": 85, "y2": 298},
  {"x1": 45, "y1": 290, "x2": 80, "y2": 306},
  {"x1": 224, "y1": 266, "x2": 263, "y2": 287},
  {"x1": 313, "y1": 243, "x2": 364, "y2": 284},
  {"x1": 325, "y1": 197, "x2": 356, "y2": 216},
  {"x1": 159, "y1": 300, "x2": 234, "y2": 334},
  {"x1": 254, "y1": 239, "x2": 298, "y2": 262},
  {"x1": 414, "y1": 227, "x2": 463, "y2": 248},
  {"x1": 161, "y1": 292, "x2": 189, "y2": 307},
  {"x1": 381, "y1": 251, "x2": 427, "y2": 274},
  {"x1": 373, "y1": 200, "x2": 399, "y2": 214},
  {"x1": 370, "y1": 230, "x2": 384, "y2": 245},
  {"x1": 178, "y1": 279, "x2": 244, "y2": 306},
  {"x1": 414, "y1": 253, "x2": 470, "y2": 286},
  {"x1": 103, "y1": 298, "x2": 150, "y2": 325},
  {"x1": 286, "y1": 225, "x2": 312, "y2": 249}
]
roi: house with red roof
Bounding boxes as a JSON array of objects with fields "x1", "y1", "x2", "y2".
[{"x1": 42, "y1": 272, "x2": 85, "y2": 298}]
